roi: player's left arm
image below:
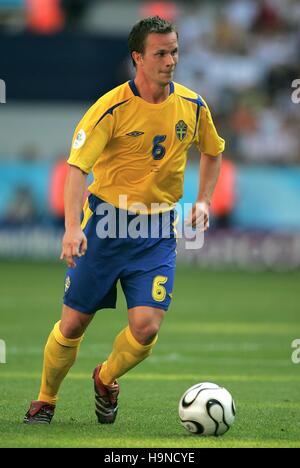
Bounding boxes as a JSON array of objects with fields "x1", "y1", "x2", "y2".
[
  {"x1": 186, "y1": 98, "x2": 224, "y2": 230},
  {"x1": 185, "y1": 152, "x2": 222, "y2": 230}
]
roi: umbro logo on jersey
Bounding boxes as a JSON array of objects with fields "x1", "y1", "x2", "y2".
[{"x1": 126, "y1": 131, "x2": 144, "y2": 137}]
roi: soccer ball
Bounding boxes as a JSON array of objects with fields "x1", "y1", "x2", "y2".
[{"x1": 178, "y1": 382, "x2": 236, "y2": 436}]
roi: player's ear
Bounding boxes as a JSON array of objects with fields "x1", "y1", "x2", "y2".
[{"x1": 132, "y1": 51, "x2": 142, "y2": 67}]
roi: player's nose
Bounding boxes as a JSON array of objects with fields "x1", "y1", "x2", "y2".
[{"x1": 166, "y1": 53, "x2": 176, "y2": 67}]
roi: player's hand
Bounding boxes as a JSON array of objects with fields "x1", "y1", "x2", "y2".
[
  {"x1": 185, "y1": 201, "x2": 210, "y2": 231},
  {"x1": 60, "y1": 227, "x2": 88, "y2": 268}
]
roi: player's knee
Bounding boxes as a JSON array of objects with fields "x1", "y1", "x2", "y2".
[
  {"x1": 132, "y1": 324, "x2": 159, "y2": 345},
  {"x1": 59, "y1": 322, "x2": 85, "y2": 339},
  {"x1": 59, "y1": 316, "x2": 87, "y2": 339},
  {"x1": 60, "y1": 305, "x2": 94, "y2": 338}
]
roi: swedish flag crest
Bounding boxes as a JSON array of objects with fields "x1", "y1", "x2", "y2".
[{"x1": 175, "y1": 120, "x2": 188, "y2": 141}]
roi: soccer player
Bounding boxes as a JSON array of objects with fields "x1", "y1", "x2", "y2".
[{"x1": 24, "y1": 16, "x2": 224, "y2": 424}]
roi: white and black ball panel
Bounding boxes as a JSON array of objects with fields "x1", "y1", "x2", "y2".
[
  {"x1": 180, "y1": 420, "x2": 204, "y2": 434},
  {"x1": 206, "y1": 398, "x2": 230, "y2": 436},
  {"x1": 214, "y1": 387, "x2": 236, "y2": 427},
  {"x1": 232, "y1": 398, "x2": 236, "y2": 416},
  {"x1": 180, "y1": 382, "x2": 220, "y2": 407}
]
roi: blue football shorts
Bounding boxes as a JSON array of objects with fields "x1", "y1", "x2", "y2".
[{"x1": 63, "y1": 194, "x2": 177, "y2": 314}]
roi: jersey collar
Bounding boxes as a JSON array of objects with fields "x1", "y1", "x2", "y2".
[{"x1": 128, "y1": 80, "x2": 174, "y2": 97}]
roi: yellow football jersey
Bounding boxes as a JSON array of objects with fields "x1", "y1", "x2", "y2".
[{"x1": 68, "y1": 80, "x2": 225, "y2": 213}]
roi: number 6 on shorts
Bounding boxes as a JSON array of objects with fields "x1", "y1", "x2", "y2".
[{"x1": 152, "y1": 275, "x2": 168, "y2": 302}]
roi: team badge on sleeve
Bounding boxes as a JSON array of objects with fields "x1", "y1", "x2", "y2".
[
  {"x1": 73, "y1": 129, "x2": 86, "y2": 149},
  {"x1": 175, "y1": 120, "x2": 188, "y2": 141}
]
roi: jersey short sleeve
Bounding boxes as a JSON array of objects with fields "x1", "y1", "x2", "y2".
[
  {"x1": 67, "y1": 98, "x2": 114, "y2": 174},
  {"x1": 196, "y1": 98, "x2": 225, "y2": 156}
]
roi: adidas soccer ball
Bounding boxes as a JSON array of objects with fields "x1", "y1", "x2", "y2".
[{"x1": 178, "y1": 382, "x2": 236, "y2": 436}]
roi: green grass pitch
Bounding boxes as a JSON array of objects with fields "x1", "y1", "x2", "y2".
[{"x1": 0, "y1": 261, "x2": 300, "y2": 448}]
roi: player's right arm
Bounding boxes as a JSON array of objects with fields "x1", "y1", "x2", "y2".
[
  {"x1": 61, "y1": 95, "x2": 115, "y2": 267},
  {"x1": 60, "y1": 165, "x2": 88, "y2": 268}
]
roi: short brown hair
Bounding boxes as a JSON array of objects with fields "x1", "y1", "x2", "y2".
[{"x1": 128, "y1": 16, "x2": 178, "y2": 68}]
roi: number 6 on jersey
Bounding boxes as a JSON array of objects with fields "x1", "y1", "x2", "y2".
[{"x1": 152, "y1": 135, "x2": 167, "y2": 160}]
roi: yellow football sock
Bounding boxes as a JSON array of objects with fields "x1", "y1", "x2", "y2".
[
  {"x1": 99, "y1": 326, "x2": 158, "y2": 385},
  {"x1": 38, "y1": 321, "x2": 83, "y2": 405}
]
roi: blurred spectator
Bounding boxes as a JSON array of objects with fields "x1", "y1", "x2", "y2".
[
  {"x1": 48, "y1": 158, "x2": 68, "y2": 225},
  {"x1": 222, "y1": 0, "x2": 258, "y2": 30},
  {"x1": 140, "y1": 1, "x2": 179, "y2": 22},
  {"x1": 252, "y1": 0, "x2": 283, "y2": 32},
  {"x1": 0, "y1": 0, "x2": 25, "y2": 31},
  {"x1": 61, "y1": 0, "x2": 91, "y2": 30},
  {"x1": 25, "y1": 0, "x2": 64, "y2": 34},
  {"x1": 4, "y1": 186, "x2": 38, "y2": 225},
  {"x1": 210, "y1": 158, "x2": 236, "y2": 228},
  {"x1": 239, "y1": 104, "x2": 299, "y2": 164},
  {"x1": 176, "y1": 0, "x2": 300, "y2": 165},
  {"x1": 229, "y1": 99, "x2": 257, "y2": 135}
]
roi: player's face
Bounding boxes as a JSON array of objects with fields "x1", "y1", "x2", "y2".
[{"x1": 139, "y1": 32, "x2": 178, "y2": 86}]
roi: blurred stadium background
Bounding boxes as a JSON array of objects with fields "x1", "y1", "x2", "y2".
[
  {"x1": 0, "y1": 0, "x2": 300, "y2": 448},
  {"x1": 0, "y1": 0, "x2": 300, "y2": 268}
]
